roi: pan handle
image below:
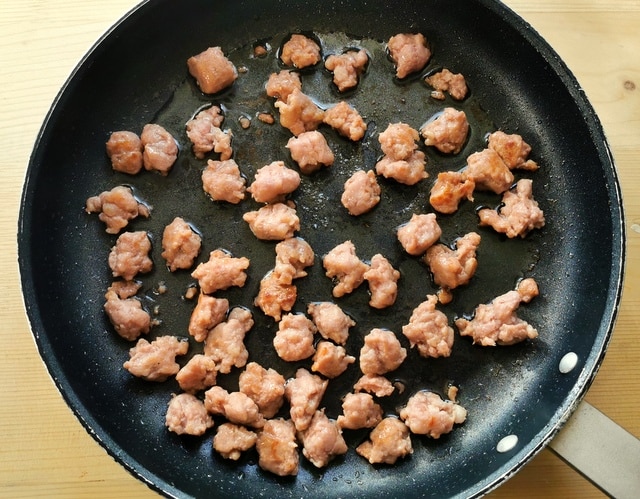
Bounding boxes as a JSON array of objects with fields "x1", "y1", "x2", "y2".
[{"x1": 548, "y1": 400, "x2": 640, "y2": 498}]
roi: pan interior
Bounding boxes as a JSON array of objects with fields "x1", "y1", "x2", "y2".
[{"x1": 18, "y1": 0, "x2": 623, "y2": 497}]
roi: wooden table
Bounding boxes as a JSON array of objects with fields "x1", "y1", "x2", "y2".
[{"x1": 1, "y1": 1, "x2": 638, "y2": 497}]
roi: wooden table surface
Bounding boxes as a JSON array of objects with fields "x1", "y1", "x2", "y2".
[{"x1": 1, "y1": 1, "x2": 638, "y2": 497}]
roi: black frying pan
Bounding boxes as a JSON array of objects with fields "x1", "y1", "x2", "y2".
[{"x1": 18, "y1": 0, "x2": 624, "y2": 497}]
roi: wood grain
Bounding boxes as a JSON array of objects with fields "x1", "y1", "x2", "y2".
[{"x1": 1, "y1": 1, "x2": 638, "y2": 497}]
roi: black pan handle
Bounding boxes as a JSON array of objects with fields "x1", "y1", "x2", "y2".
[{"x1": 548, "y1": 401, "x2": 640, "y2": 498}]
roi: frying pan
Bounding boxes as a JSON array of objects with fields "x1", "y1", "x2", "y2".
[{"x1": 17, "y1": 0, "x2": 625, "y2": 497}]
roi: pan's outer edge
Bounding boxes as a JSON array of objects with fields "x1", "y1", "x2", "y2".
[{"x1": 16, "y1": 0, "x2": 626, "y2": 497}]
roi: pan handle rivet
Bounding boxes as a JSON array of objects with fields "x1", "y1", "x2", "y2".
[
  {"x1": 558, "y1": 352, "x2": 578, "y2": 374},
  {"x1": 496, "y1": 434, "x2": 518, "y2": 453}
]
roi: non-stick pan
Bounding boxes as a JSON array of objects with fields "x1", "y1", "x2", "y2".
[{"x1": 18, "y1": 0, "x2": 625, "y2": 497}]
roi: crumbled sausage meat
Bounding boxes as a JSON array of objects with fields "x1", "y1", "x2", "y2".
[
  {"x1": 425, "y1": 68, "x2": 468, "y2": 101},
  {"x1": 108, "y1": 231, "x2": 153, "y2": 281},
  {"x1": 336, "y1": 392, "x2": 383, "y2": 430},
  {"x1": 402, "y1": 295, "x2": 454, "y2": 358},
  {"x1": 202, "y1": 385, "x2": 227, "y2": 415},
  {"x1": 247, "y1": 160, "x2": 301, "y2": 203},
  {"x1": 274, "y1": 88, "x2": 325, "y2": 136},
  {"x1": 274, "y1": 237, "x2": 315, "y2": 283},
  {"x1": 375, "y1": 152, "x2": 427, "y2": 186},
  {"x1": 140, "y1": 124, "x2": 178, "y2": 175},
  {"x1": 239, "y1": 362, "x2": 286, "y2": 419},
  {"x1": 323, "y1": 240, "x2": 370, "y2": 298},
  {"x1": 204, "y1": 307, "x2": 253, "y2": 373},
  {"x1": 266, "y1": 69, "x2": 302, "y2": 102},
  {"x1": 188, "y1": 294, "x2": 229, "y2": 342},
  {"x1": 299, "y1": 410, "x2": 348, "y2": 468},
  {"x1": 284, "y1": 368, "x2": 328, "y2": 432},
  {"x1": 254, "y1": 237, "x2": 311, "y2": 317},
  {"x1": 256, "y1": 418, "x2": 299, "y2": 476},
  {"x1": 191, "y1": 249, "x2": 250, "y2": 294},
  {"x1": 161, "y1": 217, "x2": 202, "y2": 271},
  {"x1": 280, "y1": 34, "x2": 321, "y2": 69},
  {"x1": 223, "y1": 391, "x2": 265, "y2": 428},
  {"x1": 420, "y1": 107, "x2": 469, "y2": 154},
  {"x1": 274, "y1": 313, "x2": 317, "y2": 362},
  {"x1": 90, "y1": 31, "x2": 550, "y2": 474},
  {"x1": 387, "y1": 33, "x2": 431, "y2": 79},
  {"x1": 375, "y1": 122, "x2": 427, "y2": 185},
  {"x1": 207, "y1": 123, "x2": 232, "y2": 160},
  {"x1": 356, "y1": 417, "x2": 413, "y2": 465},
  {"x1": 258, "y1": 112, "x2": 275, "y2": 124},
  {"x1": 429, "y1": 170, "x2": 475, "y2": 214},
  {"x1": 307, "y1": 301, "x2": 355, "y2": 346},
  {"x1": 380, "y1": 122, "x2": 417, "y2": 157},
  {"x1": 165, "y1": 393, "x2": 213, "y2": 436},
  {"x1": 243, "y1": 202, "x2": 300, "y2": 241},
  {"x1": 487, "y1": 130, "x2": 539, "y2": 171},
  {"x1": 399, "y1": 391, "x2": 467, "y2": 438},
  {"x1": 397, "y1": 213, "x2": 442, "y2": 256},
  {"x1": 324, "y1": 49, "x2": 369, "y2": 92},
  {"x1": 187, "y1": 46, "x2": 238, "y2": 94},
  {"x1": 191, "y1": 105, "x2": 225, "y2": 128},
  {"x1": 106, "y1": 131, "x2": 143, "y2": 174},
  {"x1": 201, "y1": 159, "x2": 246, "y2": 204},
  {"x1": 323, "y1": 101, "x2": 367, "y2": 141},
  {"x1": 465, "y1": 148, "x2": 514, "y2": 194},
  {"x1": 175, "y1": 354, "x2": 218, "y2": 393},
  {"x1": 255, "y1": 271, "x2": 297, "y2": 321},
  {"x1": 105, "y1": 279, "x2": 139, "y2": 298},
  {"x1": 286, "y1": 130, "x2": 335, "y2": 174},
  {"x1": 186, "y1": 106, "x2": 233, "y2": 160},
  {"x1": 353, "y1": 374, "x2": 395, "y2": 397},
  {"x1": 363, "y1": 254, "x2": 400, "y2": 309},
  {"x1": 341, "y1": 170, "x2": 381, "y2": 216},
  {"x1": 213, "y1": 423, "x2": 257, "y2": 460},
  {"x1": 477, "y1": 179, "x2": 545, "y2": 238},
  {"x1": 455, "y1": 278, "x2": 539, "y2": 346},
  {"x1": 204, "y1": 386, "x2": 265, "y2": 428},
  {"x1": 425, "y1": 232, "x2": 481, "y2": 304},
  {"x1": 123, "y1": 336, "x2": 189, "y2": 382},
  {"x1": 311, "y1": 341, "x2": 355, "y2": 378},
  {"x1": 85, "y1": 185, "x2": 150, "y2": 234},
  {"x1": 359, "y1": 328, "x2": 407, "y2": 376},
  {"x1": 104, "y1": 281, "x2": 151, "y2": 341}
]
